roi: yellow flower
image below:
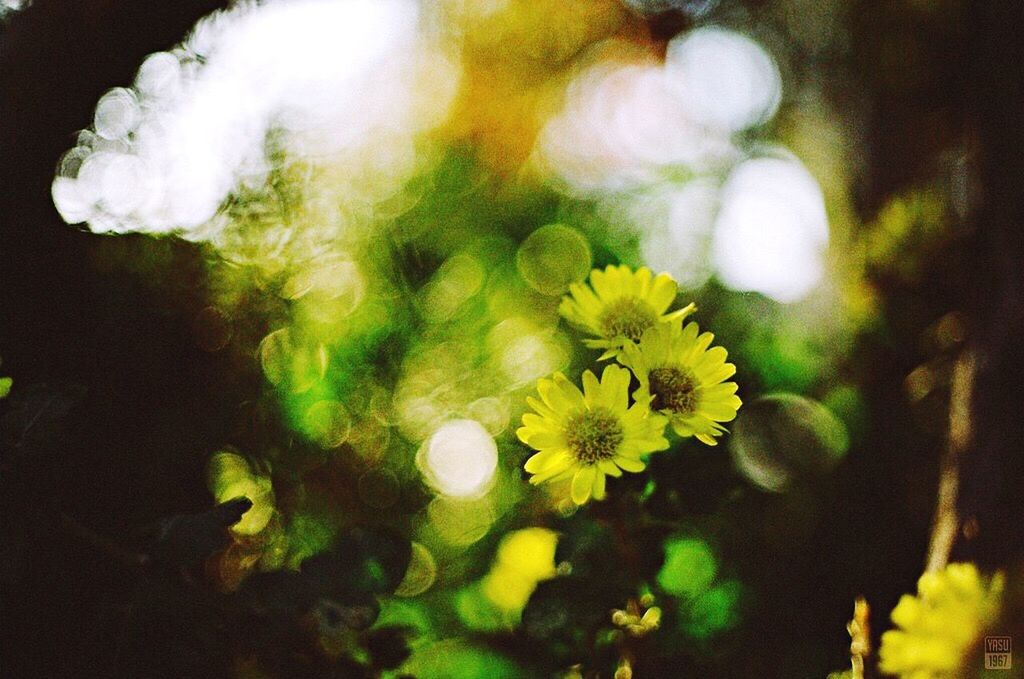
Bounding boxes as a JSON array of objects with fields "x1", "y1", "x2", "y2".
[
  {"x1": 560, "y1": 265, "x2": 695, "y2": 359},
  {"x1": 619, "y1": 322, "x2": 741, "y2": 445},
  {"x1": 517, "y1": 364, "x2": 669, "y2": 505},
  {"x1": 878, "y1": 562, "x2": 1004, "y2": 678}
]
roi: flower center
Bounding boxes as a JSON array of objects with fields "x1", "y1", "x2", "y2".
[
  {"x1": 599, "y1": 297, "x2": 657, "y2": 343},
  {"x1": 648, "y1": 366, "x2": 698, "y2": 415},
  {"x1": 565, "y1": 407, "x2": 624, "y2": 464}
]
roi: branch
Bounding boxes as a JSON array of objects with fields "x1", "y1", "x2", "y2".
[{"x1": 925, "y1": 351, "x2": 974, "y2": 572}]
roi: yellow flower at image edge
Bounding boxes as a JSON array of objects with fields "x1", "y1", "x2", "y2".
[
  {"x1": 620, "y1": 322, "x2": 741, "y2": 445},
  {"x1": 878, "y1": 562, "x2": 1004, "y2": 678},
  {"x1": 560, "y1": 264, "x2": 695, "y2": 359},
  {"x1": 518, "y1": 364, "x2": 668, "y2": 505}
]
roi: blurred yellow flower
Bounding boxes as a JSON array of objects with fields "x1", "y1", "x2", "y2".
[
  {"x1": 518, "y1": 364, "x2": 668, "y2": 504},
  {"x1": 620, "y1": 322, "x2": 741, "y2": 445},
  {"x1": 481, "y1": 528, "x2": 558, "y2": 612},
  {"x1": 878, "y1": 562, "x2": 1004, "y2": 678},
  {"x1": 560, "y1": 265, "x2": 694, "y2": 359}
]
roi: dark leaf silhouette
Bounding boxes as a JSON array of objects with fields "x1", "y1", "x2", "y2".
[
  {"x1": 238, "y1": 526, "x2": 410, "y2": 630},
  {"x1": 313, "y1": 595, "x2": 380, "y2": 632},
  {"x1": 148, "y1": 497, "x2": 253, "y2": 567},
  {"x1": 364, "y1": 625, "x2": 414, "y2": 670},
  {"x1": 300, "y1": 526, "x2": 412, "y2": 599},
  {"x1": 644, "y1": 447, "x2": 739, "y2": 518}
]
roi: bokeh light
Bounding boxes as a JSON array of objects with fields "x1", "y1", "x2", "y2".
[
  {"x1": 258, "y1": 328, "x2": 328, "y2": 394},
  {"x1": 515, "y1": 224, "x2": 592, "y2": 296},
  {"x1": 51, "y1": 0, "x2": 461, "y2": 271},
  {"x1": 683, "y1": 580, "x2": 743, "y2": 638},
  {"x1": 664, "y1": 27, "x2": 782, "y2": 133},
  {"x1": 657, "y1": 536, "x2": 718, "y2": 599},
  {"x1": 730, "y1": 393, "x2": 850, "y2": 492},
  {"x1": 619, "y1": 0, "x2": 718, "y2": 18},
  {"x1": 420, "y1": 254, "x2": 486, "y2": 323},
  {"x1": 712, "y1": 154, "x2": 829, "y2": 302},
  {"x1": 426, "y1": 496, "x2": 497, "y2": 547},
  {"x1": 301, "y1": 399, "x2": 352, "y2": 449},
  {"x1": 394, "y1": 541, "x2": 438, "y2": 597},
  {"x1": 487, "y1": 317, "x2": 570, "y2": 388},
  {"x1": 634, "y1": 179, "x2": 719, "y2": 290},
  {"x1": 399, "y1": 639, "x2": 519, "y2": 679},
  {"x1": 536, "y1": 56, "x2": 736, "y2": 195},
  {"x1": 206, "y1": 450, "x2": 275, "y2": 535},
  {"x1": 0, "y1": 0, "x2": 28, "y2": 16},
  {"x1": 417, "y1": 419, "x2": 498, "y2": 499}
]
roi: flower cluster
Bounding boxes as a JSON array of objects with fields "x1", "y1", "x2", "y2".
[
  {"x1": 878, "y1": 562, "x2": 1004, "y2": 678},
  {"x1": 518, "y1": 265, "x2": 742, "y2": 504}
]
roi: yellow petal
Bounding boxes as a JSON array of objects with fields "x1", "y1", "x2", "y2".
[
  {"x1": 633, "y1": 266, "x2": 653, "y2": 298},
  {"x1": 664, "y1": 301, "x2": 697, "y2": 323},
  {"x1": 525, "y1": 430, "x2": 565, "y2": 449},
  {"x1": 581, "y1": 370, "x2": 601, "y2": 407},
  {"x1": 525, "y1": 396, "x2": 558, "y2": 421},
  {"x1": 647, "y1": 273, "x2": 677, "y2": 313},
  {"x1": 525, "y1": 448, "x2": 569, "y2": 473},
  {"x1": 590, "y1": 267, "x2": 613, "y2": 300},
  {"x1": 537, "y1": 376, "x2": 563, "y2": 410},
  {"x1": 679, "y1": 321, "x2": 699, "y2": 345},
  {"x1": 553, "y1": 373, "x2": 586, "y2": 409},
  {"x1": 598, "y1": 460, "x2": 623, "y2": 477},
  {"x1": 558, "y1": 296, "x2": 588, "y2": 329},
  {"x1": 700, "y1": 383, "x2": 739, "y2": 399},
  {"x1": 569, "y1": 282, "x2": 602, "y2": 315},
  {"x1": 600, "y1": 364, "x2": 630, "y2": 412},
  {"x1": 521, "y1": 413, "x2": 553, "y2": 430},
  {"x1": 615, "y1": 456, "x2": 646, "y2": 473},
  {"x1": 696, "y1": 362, "x2": 736, "y2": 384},
  {"x1": 592, "y1": 469, "x2": 607, "y2": 500},
  {"x1": 571, "y1": 466, "x2": 596, "y2": 504},
  {"x1": 694, "y1": 346, "x2": 728, "y2": 371},
  {"x1": 530, "y1": 455, "x2": 575, "y2": 484},
  {"x1": 701, "y1": 401, "x2": 739, "y2": 422}
]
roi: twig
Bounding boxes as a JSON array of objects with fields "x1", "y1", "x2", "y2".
[{"x1": 925, "y1": 351, "x2": 974, "y2": 572}]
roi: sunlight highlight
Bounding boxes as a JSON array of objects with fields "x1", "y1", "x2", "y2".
[
  {"x1": 665, "y1": 27, "x2": 782, "y2": 133},
  {"x1": 712, "y1": 154, "x2": 829, "y2": 302},
  {"x1": 418, "y1": 419, "x2": 499, "y2": 498},
  {"x1": 52, "y1": 0, "x2": 460, "y2": 265}
]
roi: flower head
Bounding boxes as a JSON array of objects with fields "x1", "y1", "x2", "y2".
[
  {"x1": 878, "y1": 562, "x2": 1004, "y2": 678},
  {"x1": 619, "y1": 322, "x2": 741, "y2": 445},
  {"x1": 560, "y1": 265, "x2": 695, "y2": 360},
  {"x1": 518, "y1": 364, "x2": 668, "y2": 504}
]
